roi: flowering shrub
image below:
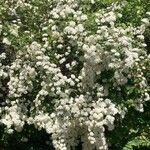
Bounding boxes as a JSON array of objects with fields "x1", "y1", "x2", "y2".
[{"x1": 0, "y1": 0, "x2": 150, "y2": 150}]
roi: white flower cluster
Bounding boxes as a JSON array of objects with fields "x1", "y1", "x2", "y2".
[
  {"x1": 0, "y1": 53, "x2": 8, "y2": 78},
  {"x1": 0, "y1": 0, "x2": 150, "y2": 150}
]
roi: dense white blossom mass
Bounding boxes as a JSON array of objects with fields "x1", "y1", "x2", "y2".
[{"x1": 0, "y1": 0, "x2": 150, "y2": 150}]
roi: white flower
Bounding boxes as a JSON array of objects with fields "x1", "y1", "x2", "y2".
[
  {"x1": 3, "y1": 37, "x2": 11, "y2": 45},
  {"x1": 76, "y1": 24, "x2": 84, "y2": 32},
  {"x1": 80, "y1": 15, "x2": 87, "y2": 21},
  {"x1": 91, "y1": 0, "x2": 95, "y2": 4},
  {"x1": 0, "y1": 24, "x2": 2, "y2": 33},
  {"x1": 141, "y1": 18, "x2": 149, "y2": 25},
  {"x1": 146, "y1": 12, "x2": 150, "y2": 16},
  {"x1": 144, "y1": 93, "x2": 150, "y2": 101},
  {"x1": 10, "y1": 24, "x2": 19, "y2": 37}
]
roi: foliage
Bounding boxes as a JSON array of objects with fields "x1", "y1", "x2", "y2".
[{"x1": 0, "y1": 0, "x2": 150, "y2": 150}]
